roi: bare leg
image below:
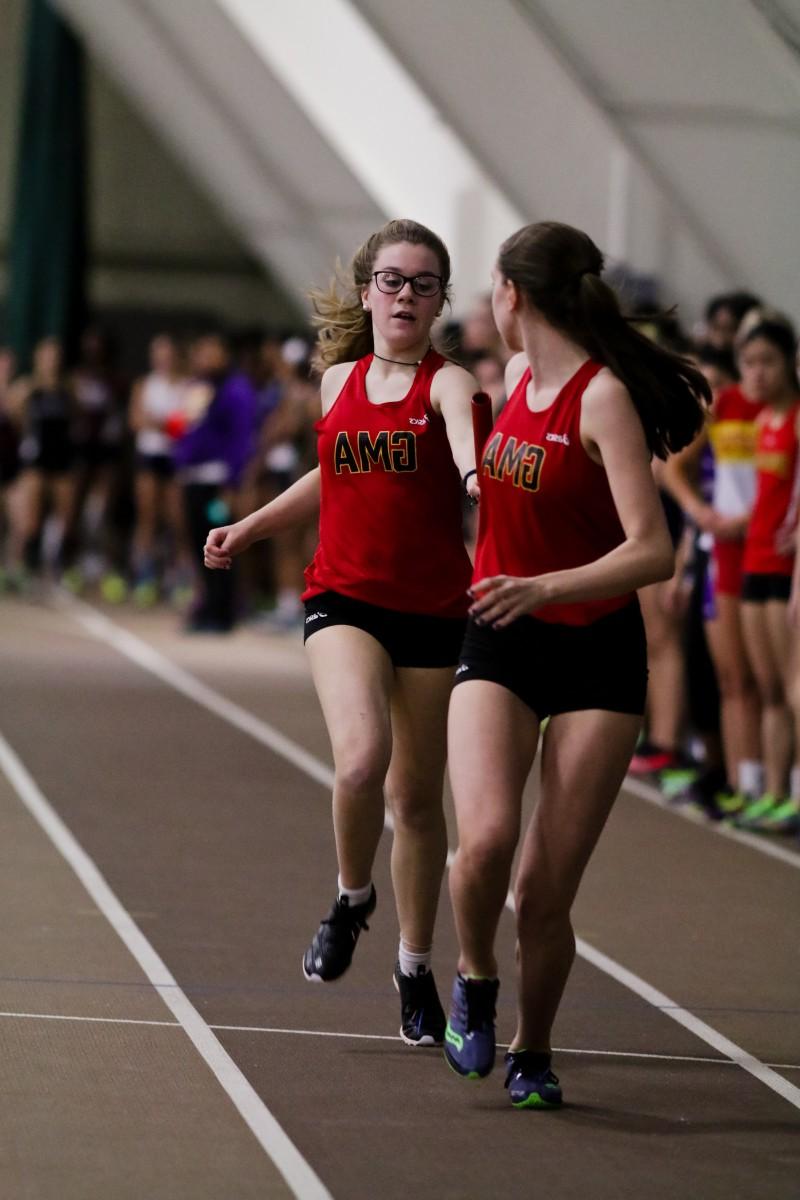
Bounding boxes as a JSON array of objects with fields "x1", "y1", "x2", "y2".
[
  {"x1": 705, "y1": 594, "x2": 761, "y2": 789},
  {"x1": 385, "y1": 667, "x2": 452, "y2": 952},
  {"x1": 305, "y1": 625, "x2": 394, "y2": 889},
  {"x1": 15, "y1": 470, "x2": 45, "y2": 569},
  {"x1": 132, "y1": 470, "x2": 159, "y2": 571},
  {"x1": 638, "y1": 581, "x2": 685, "y2": 751},
  {"x1": 741, "y1": 601, "x2": 792, "y2": 796},
  {"x1": 448, "y1": 680, "x2": 539, "y2": 978},
  {"x1": 512, "y1": 709, "x2": 642, "y2": 1052}
]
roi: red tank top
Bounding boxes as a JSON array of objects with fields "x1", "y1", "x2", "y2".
[
  {"x1": 742, "y1": 404, "x2": 799, "y2": 577},
  {"x1": 473, "y1": 359, "x2": 632, "y2": 626},
  {"x1": 302, "y1": 350, "x2": 471, "y2": 617}
]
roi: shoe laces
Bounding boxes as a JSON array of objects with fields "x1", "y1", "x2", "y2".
[{"x1": 504, "y1": 1049, "x2": 558, "y2": 1088}]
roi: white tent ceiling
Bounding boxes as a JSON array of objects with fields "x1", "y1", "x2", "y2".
[{"x1": 53, "y1": 0, "x2": 800, "y2": 323}]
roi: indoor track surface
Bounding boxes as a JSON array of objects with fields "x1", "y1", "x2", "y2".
[{"x1": 1, "y1": 591, "x2": 798, "y2": 1200}]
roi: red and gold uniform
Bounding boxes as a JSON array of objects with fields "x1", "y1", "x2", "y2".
[
  {"x1": 474, "y1": 359, "x2": 630, "y2": 625},
  {"x1": 456, "y1": 359, "x2": 647, "y2": 720},
  {"x1": 303, "y1": 350, "x2": 471, "y2": 618},
  {"x1": 742, "y1": 405, "x2": 799, "y2": 578},
  {"x1": 708, "y1": 385, "x2": 765, "y2": 596}
]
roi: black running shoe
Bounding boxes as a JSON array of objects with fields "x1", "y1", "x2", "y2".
[
  {"x1": 393, "y1": 963, "x2": 447, "y2": 1046},
  {"x1": 302, "y1": 886, "x2": 377, "y2": 982}
]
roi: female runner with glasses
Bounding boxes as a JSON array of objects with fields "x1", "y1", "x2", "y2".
[
  {"x1": 205, "y1": 219, "x2": 479, "y2": 1044},
  {"x1": 442, "y1": 221, "x2": 709, "y2": 1107}
]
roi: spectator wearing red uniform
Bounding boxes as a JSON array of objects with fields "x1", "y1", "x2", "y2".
[
  {"x1": 442, "y1": 221, "x2": 708, "y2": 1108},
  {"x1": 204, "y1": 220, "x2": 479, "y2": 1045},
  {"x1": 736, "y1": 317, "x2": 800, "y2": 832}
]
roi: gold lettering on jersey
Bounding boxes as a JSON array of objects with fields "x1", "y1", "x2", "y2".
[
  {"x1": 482, "y1": 432, "x2": 545, "y2": 492},
  {"x1": 389, "y1": 430, "x2": 416, "y2": 472},
  {"x1": 334, "y1": 432, "x2": 360, "y2": 473},
  {"x1": 333, "y1": 430, "x2": 418, "y2": 474},
  {"x1": 358, "y1": 430, "x2": 392, "y2": 471}
]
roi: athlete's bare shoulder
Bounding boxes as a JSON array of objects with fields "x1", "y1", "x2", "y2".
[
  {"x1": 504, "y1": 352, "x2": 528, "y2": 396},
  {"x1": 429, "y1": 359, "x2": 479, "y2": 415},
  {"x1": 580, "y1": 367, "x2": 643, "y2": 461},
  {"x1": 320, "y1": 360, "x2": 357, "y2": 416},
  {"x1": 582, "y1": 365, "x2": 630, "y2": 406}
]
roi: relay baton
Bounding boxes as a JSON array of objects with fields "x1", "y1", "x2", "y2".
[{"x1": 472, "y1": 391, "x2": 494, "y2": 468}]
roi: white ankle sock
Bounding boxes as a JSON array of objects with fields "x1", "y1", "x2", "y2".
[
  {"x1": 738, "y1": 760, "x2": 764, "y2": 799},
  {"x1": 337, "y1": 877, "x2": 373, "y2": 906},
  {"x1": 398, "y1": 939, "x2": 432, "y2": 977},
  {"x1": 791, "y1": 765, "x2": 800, "y2": 801}
]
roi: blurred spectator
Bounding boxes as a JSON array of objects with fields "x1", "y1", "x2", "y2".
[
  {"x1": 249, "y1": 336, "x2": 319, "y2": 629},
  {"x1": 702, "y1": 292, "x2": 761, "y2": 352},
  {"x1": 173, "y1": 331, "x2": 257, "y2": 633},
  {"x1": 12, "y1": 337, "x2": 76, "y2": 582},
  {"x1": 460, "y1": 292, "x2": 507, "y2": 364},
  {"x1": 128, "y1": 333, "x2": 191, "y2": 606},
  {"x1": 629, "y1": 314, "x2": 695, "y2": 786},
  {"x1": 0, "y1": 348, "x2": 23, "y2": 588},
  {"x1": 736, "y1": 315, "x2": 800, "y2": 831},
  {"x1": 661, "y1": 347, "x2": 738, "y2": 812},
  {"x1": 67, "y1": 326, "x2": 129, "y2": 597}
]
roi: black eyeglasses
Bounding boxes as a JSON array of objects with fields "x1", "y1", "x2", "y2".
[{"x1": 372, "y1": 270, "x2": 443, "y2": 298}]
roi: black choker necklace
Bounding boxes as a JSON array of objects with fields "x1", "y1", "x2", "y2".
[{"x1": 372, "y1": 346, "x2": 429, "y2": 367}]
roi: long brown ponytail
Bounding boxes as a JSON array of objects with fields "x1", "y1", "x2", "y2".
[
  {"x1": 498, "y1": 221, "x2": 710, "y2": 458},
  {"x1": 309, "y1": 219, "x2": 452, "y2": 374}
]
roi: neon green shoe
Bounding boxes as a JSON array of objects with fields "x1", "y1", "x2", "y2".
[
  {"x1": 734, "y1": 793, "x2": 782, "y2": 829},
  {"x1": 714, "y1": 790, "x2": 746, "y2": 819},
  {"x1": 759, "y1": 798, "x2": 800, "y2": 834},
  {"x1": 100, "y1": 573, "x2": 128, "y2": 604},
  {"x1": 133, "y1": 580, "x2": 159, "y2": 608},
  {"x1": 61, "y1": 567, "x2": 84, "y2": 594}
]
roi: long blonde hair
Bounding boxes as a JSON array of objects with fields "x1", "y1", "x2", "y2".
[{"x1": 309, "y1": 219, "x2": 452, "y2": 374}]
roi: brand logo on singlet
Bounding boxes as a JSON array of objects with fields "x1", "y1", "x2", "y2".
[
  {"x1": 481, "y1": 431, "x2": 546, "y2": 493},
  {"x1": 545, "y1": 432, "x2": 570, "y2": 446},
  {"x1": 333, "y1": 430, "x2": 417, "y2": 474},
  {"x1": 409, "y1": 416, "x2": 428, "y2": 426}
]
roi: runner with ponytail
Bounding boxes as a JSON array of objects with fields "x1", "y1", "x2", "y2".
[{"x1": 442, "y1": 220, "x2": 709, "y2": 1107}]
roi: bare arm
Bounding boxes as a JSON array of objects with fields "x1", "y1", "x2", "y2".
[
  {"x1": 203, "y1": 363, "x2": 350, "y2": 569},
  {"x1": 661, "y1": 429, "x2": 713, "y2": 527},
  {"x1": 204, "y1": 467, "x2": 320, "y2": 569},
  {"x1": 128, "y1": 378, "x2": 149, "y2": 435},
  {"x1": 431, "y1": 361, "x2": 481, "y2": 500},
  {"x1": 471, "y1": 371, "x2": 674, "y2": 626}
]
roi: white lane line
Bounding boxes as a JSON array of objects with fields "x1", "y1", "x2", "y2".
[
  {"x1": 3, "y1": 1009, "x2": 800, "y2": 1073},
  {"x1": 0, "y1": 732, "x2": 333, "y2": 1200},
  {"x1": 57, "y1": 595, "x2": 800, "y2": 1112},
  {"x1": 575, "y1": 933, "x2": 800, "y2": 1109},
  {"x1": 623, "y1": 775, "x2": 800, "y2": 871},
  {"x1": 56, "y1": 594, "x2": 335, "y2": 792},
  {"x1": 0, "y1": 1010, "x2": 179, "y2": 1028}
]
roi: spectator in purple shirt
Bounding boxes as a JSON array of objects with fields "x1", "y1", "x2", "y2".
[{"x1": 174, "y1": 332, "x2": 257, "y2": 632}]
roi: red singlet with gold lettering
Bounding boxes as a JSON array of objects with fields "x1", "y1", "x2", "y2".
[
  {"x1": 302, "y1": 350, "x2": 471, "y2": 617},
  {"x1": 473, "y1": 359, "x2": 632, "y2": 625},
  {"x1": 742, "y1": 404, "x2": 800, "y2": 577}
]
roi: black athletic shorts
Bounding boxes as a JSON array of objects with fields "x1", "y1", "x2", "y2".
[
  {"x1": 741, "y1": 573, "x2": 792, "y2": 603},
  {"x1": 453, "y1": 599, "x2": 648, "y2": 720},
  {"x1": 136, "y1": 452, "x2": 175, "y2": 480},
  {"x1": 303, "y1": 590, "x2": 466, "y2": 669}
]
